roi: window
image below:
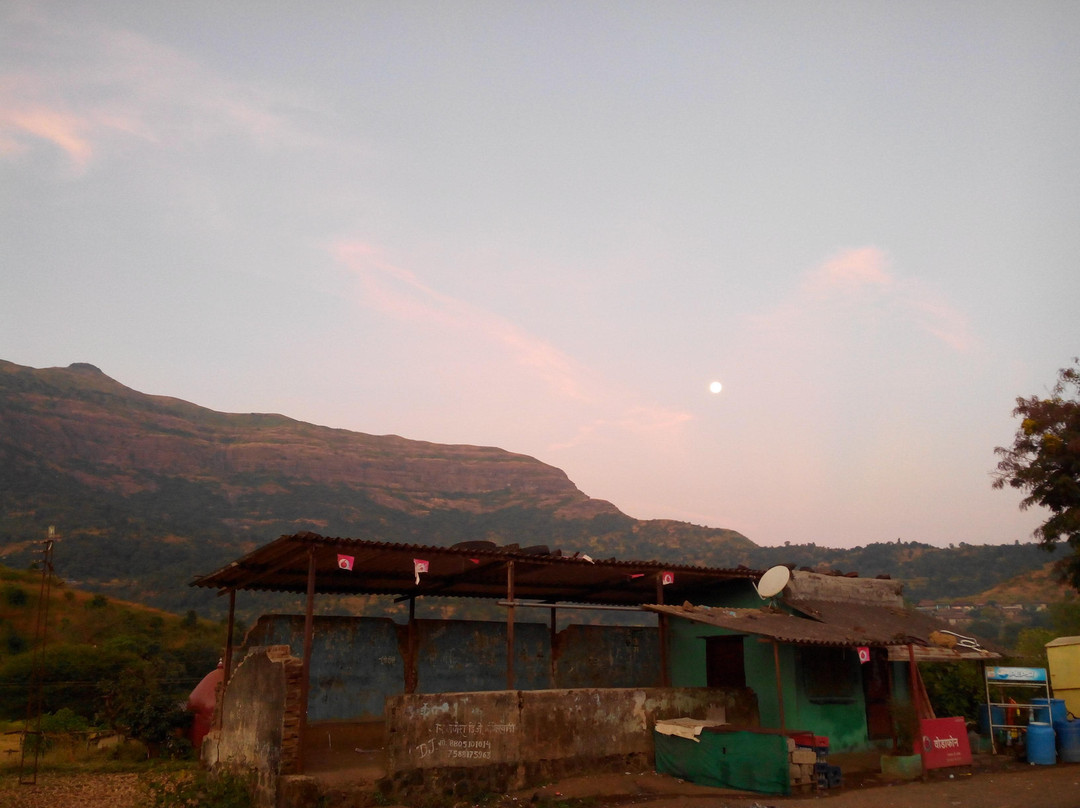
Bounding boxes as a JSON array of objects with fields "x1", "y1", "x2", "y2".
[{"x1": 799, "y1": 646, "x2": 857, "y2": 703}]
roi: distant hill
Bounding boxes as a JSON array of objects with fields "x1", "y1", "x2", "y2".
[
  {"x1": 0, "y1": 359, "x2": 1068, "y2": 618},
  {"x1": 967, "y1": 561, "x2": 1072, "y2": 606},
  {"x1": 740, "y1": 540, "x2": 1065, "y2": 604},
  {"x1": 0, "y1": 360, "x2": 754, "y2": 615}
]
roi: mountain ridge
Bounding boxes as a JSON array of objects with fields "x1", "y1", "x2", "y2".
[
  {"x1": 0, "y1": 359, "x2": 1066, "y2": 617},
  {"x1": 0, "y1": 359, "x2": 754, "y2": 613}
]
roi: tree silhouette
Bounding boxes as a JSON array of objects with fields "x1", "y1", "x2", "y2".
[{"x1": 994, "y1": 359, "x2": 1080, "y2": 587}]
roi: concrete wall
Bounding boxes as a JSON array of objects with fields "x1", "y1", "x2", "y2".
[
  {"x1": 243, "y1": 615, "x2": 403, "y2": 722},
  {"x1": 416, "y1": 619, "x2": 551, "y2": 693},
  {"x1": 241, "y1": 614, "x2": 660, "y2": 723},
  {"x1": 384, "y1": 686, "x2": 758, "y2": 794},
  {"x1": 554, "y1": 624, "x2": 660, "y2": 689},
  {"x1": 202, "y1": 645, "x2": 303, "y2": 805}
]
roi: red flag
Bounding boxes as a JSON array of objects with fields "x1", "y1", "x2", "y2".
[
  {"x1": 337, "y1": 554, "x2": 354, "y2": 571},
  {"x1": 661, "y1": 571, "x2": 675, "y2": 586},
  {"x1": 413, "y1": 558, "x2": 429, "y2": 584},
  {"x1": 857, "y1": 646, "x2": 871, "y2": 664}
]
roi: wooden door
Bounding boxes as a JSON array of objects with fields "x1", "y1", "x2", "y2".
[{"x1": 705, "y1": 635, "x2": 746, "y2": 688}]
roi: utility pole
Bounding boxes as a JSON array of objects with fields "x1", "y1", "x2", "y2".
[{"x1": 19, "y1": 527, "x2": 57, "y2": 785}]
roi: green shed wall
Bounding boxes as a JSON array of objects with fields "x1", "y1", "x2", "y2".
[{"x1": 665, "y1": 584, "x2": 912, "y2": 753}]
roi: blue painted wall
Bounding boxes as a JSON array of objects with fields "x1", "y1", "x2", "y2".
[
  {"x1": 555, "y1": 625, "x2": 661, "y2": 689},
  {"x1": 243, "y1": 614, "x2": 661, "y2": 722},
  {"x1": 416, "y1": 618, "x2": 553, "y2": 693},
  {"x1": 244, "y1": 615, "x2": 404, "y2": 722}
]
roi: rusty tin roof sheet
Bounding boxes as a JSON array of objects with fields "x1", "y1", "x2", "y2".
[
  {"x1": 189, "y1": 532, "x2": 763, "y2": 606},
  {"x1": 646, "y1": 598, "x2": 998, "y2": 658}
]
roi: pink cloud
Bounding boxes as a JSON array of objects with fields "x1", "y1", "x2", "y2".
[
  {"x1": 910, "y1": 296, "x2": 975, "y2": 353},
  {"x1": 0, "y1": 18, "x2": 325, "y2": 173},
  {"x1": 755, "y1": 246, "x2": 975, "y2": 354},
  {"x1": 332, "y1": 240, "x2": 590, "y2": 402},
  {"x1": 3, "y1": 107, "x2": 94, "y2": 169},
  {"x1": 331, "y1": 239, "x2": 696, "y2": 447},
  {"x1": 805, "y1": 246, "x2": 894, "y2": 297}
]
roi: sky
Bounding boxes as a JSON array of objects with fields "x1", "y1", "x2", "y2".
[{"x1": 2, "y1": 1, "x2": 1079, "y2": 550}]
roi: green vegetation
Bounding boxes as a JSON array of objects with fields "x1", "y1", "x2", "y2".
[
  {"x1": 0, "y1": 565, "x2": 225, "y2": 759},
  {"x1": 994, "y1": 359, "x2": 1080, "y2": 587},
  {"x1": 149, "y1": 768, "x2": 255, "y2": 808}
]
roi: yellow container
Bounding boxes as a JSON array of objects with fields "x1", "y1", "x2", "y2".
[{"x1": 1046, "y1": 636, "x2": 1080, "y2": 719}]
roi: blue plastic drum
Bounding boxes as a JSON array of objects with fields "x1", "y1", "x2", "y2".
[
  {"x1": 1057, "y1": 720, "x2": 1080, "y2": 763},
  {"x1": 1031, "y1": 697, "x2": 1068, "y2": 727},
  {"x1": 1027, "y1": 722, "x2": 1056, "y2": 765}
]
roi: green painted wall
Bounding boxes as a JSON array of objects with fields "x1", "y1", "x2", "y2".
[{"x1": 665, "y1": 583, "x2": 911, "y2": 753}]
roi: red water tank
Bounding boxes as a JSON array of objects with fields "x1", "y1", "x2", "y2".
[{"x1": 187, "y1": 661, "x2": 224, "y2": 749}]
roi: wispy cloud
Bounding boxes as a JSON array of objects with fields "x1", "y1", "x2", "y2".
[
  {"x1": 805, "y1": 246, "x2": 894, "y2": 297},
  {"x1": 333, "y1": 240, "x2": 591, "y2": 402},
  {"x1": 331, "y1": 240, "x2": 694, "y2": 448},
  {"x1": 754, "y1": 246, "x2": 975, "y2": 353},
  {"x1": 0, "y1": 107, "x2": 94, "y2": 169},
  {"x1": 0, "y1": 13, "x2": 324, "y2": 173}
]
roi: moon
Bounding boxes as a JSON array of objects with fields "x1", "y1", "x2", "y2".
[{"x1": 709, "y1": 381, "x2": 723, "y2": 394}]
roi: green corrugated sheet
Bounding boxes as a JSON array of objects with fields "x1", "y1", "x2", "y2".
[{"x1": 654, "y1": 729, "x2": 790, "y2": 796}]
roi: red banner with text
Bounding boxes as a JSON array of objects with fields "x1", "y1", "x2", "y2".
[{"x1": 920, "y1": 717, "x2": 972, "y2": 769}]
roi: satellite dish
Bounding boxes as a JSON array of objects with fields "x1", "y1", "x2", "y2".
[{"x1": 755, "y1": 566, "x2": 791, "y2": 599}]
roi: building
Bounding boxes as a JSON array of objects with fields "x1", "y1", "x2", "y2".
[{"x1": 190, "y1": 532, "x2": 995, "y2": 804}]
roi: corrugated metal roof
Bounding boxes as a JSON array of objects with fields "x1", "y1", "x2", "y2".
[
  {"x1": 189, "y1": 532, "x2": 763, "y2": 606},
  {"x1": 645, "y1": 600, "x2": 999, "y2": 659}
]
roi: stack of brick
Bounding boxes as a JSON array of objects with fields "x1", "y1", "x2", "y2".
[{"x1": 788, "y1": 734, "x2": 839, "y2": 790}]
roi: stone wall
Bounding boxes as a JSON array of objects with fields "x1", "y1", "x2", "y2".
[{"x1": 384, "y1": 686, "x2": 759, "y2": 796}]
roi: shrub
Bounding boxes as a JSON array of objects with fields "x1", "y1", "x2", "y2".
[
  {"x1": 3, "y1": 583, "x2": 28, "y2": 607},
  {"x1": 21, "y1": 707, "x2": 91, "y2": 754},
  {"x1": 150, "y1": 769, "x2": 255, "y2": 808}
]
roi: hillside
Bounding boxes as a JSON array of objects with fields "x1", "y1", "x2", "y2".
[
  {"x1": 741, "y1": 540, "x2": 1066, "y2": 604},
  {"x1": 0, "y1": 359, "x2": 1068, "y2": 619},
  {"x1": 0, "y1": 360, "x2": 753, "y2": 614},
  {"x1": 0, "y1": 564, "x2": 225, "y2": 719},
  {"x1": 970, "y1": 561, "x2": 1073, "y2": 606}
]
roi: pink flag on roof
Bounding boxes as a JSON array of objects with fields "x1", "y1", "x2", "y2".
[
  {"x1": 413, "y1": 558, "x2": 429, "y2": 585},
  {"x1": 337, "y1": 554, "x2": 354, "y2": 571}
]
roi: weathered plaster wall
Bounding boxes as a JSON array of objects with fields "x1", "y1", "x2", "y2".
[
  {"x1": 554, "y1": 624, "x2": 660, "y2": 689},
  {"x1": 416, "y1": 619, "x2": 551, "y2": 692},
  {"x1": 786, "y1": 570, "x2": 903, "y2": 605},
  {"x1": 244, "y1": 615, "x2": 403, "y2": 722},
  {"x1": 384, "y1": 686, "x2": 758, "y2": 793},
  {"x1": 202, "y1": 645, "x2": 303, "y2": 804}
]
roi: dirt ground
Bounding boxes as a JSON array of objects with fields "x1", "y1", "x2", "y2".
[
  {"x1": 513, "y1": 753, "x2": 1080, "y2": 808},
  {"x1": 3, "y1": 754, "x2": 1079, "y2": 808}
]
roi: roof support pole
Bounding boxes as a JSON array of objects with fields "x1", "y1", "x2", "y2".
[
  {"x1": 656, "y1": 574, "x2": 670, "y2": 687},
  {"x1": 909, "y1": 644, "x2": 926, "y2": 778},
  {"x1": 406, "y1": 597, "x2": 417, "y2": 694},
  {"x1": 506, "y1": 561, "x2": 515, "y2": 691},
  {"x1": 298, "y1": 545, "x2": 317, "y2": 773},
  {"x1": 773, "y1": 640, "x2": 786, "y2": 733},
  {"x1": 908, "y1": 644, "x2": 920, "y2": 717},
  {"x1": 549, "y1": 607, "x2": 558, "y2": 687},
  {"x1": 223, "y1": 588, "x2": 236, "y2": 687}
]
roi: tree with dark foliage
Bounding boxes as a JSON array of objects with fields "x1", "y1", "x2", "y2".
[{"x1": 994, "y1": 359, "x2": 1080, "y2": 587}]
